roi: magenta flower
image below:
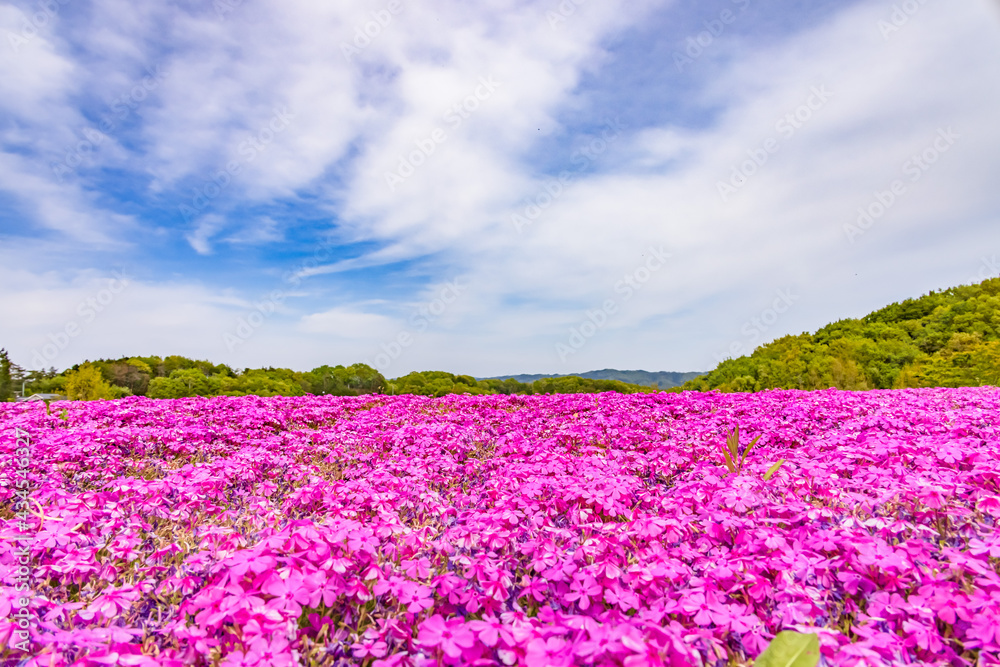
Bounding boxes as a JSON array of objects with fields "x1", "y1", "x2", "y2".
[
  {"x1": 246, "y1": 635, "x2": 295, "y2": 666},
  {"x1": 467, "y1": 615, "x2": 514, "y2": 648},
  {"x1": 525, "y1": 637, "x2": 572, "y2": 667},
  {"x1": 5, "y1": 387, "x2": 1000, "y2": 666},
  {"x1": 417, "y1": 615, "x2": 476, "y2": 658},
  {"x1": 518, "y1": 575, "x2": 548, "y2": 603},
  {"x1": 565, "y1": 573, "x2": 602, "y2": 610},
  {"x1": 351, "y1": 638, "x2": 388, "y2": 659},
  {"x1": 680, "y1": 591, "x2": 726, "y2": 626}
]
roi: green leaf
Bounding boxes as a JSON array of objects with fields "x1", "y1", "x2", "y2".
[
  {"x1": 763, "y1": 459, "x2": 785, "y2": 481},
  {"x1": 727, "y1": 426, "x2": 740, "y2": 459},
  {"x1": 753, "y1": 631, "x2": 820, "y2": 667},
  {"x1": 741, "y1": 433, "x2": 762, "y2": 466},
  {"x1": 721, "y1": 445, "x2": 735, "y2": 473}
]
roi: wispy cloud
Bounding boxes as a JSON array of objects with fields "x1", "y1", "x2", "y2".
[{"x1": 1, "y1": 0, "x2": 999, "y2": 377}]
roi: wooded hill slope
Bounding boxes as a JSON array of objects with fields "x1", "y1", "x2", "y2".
[{"x1": 684, "y1": 278, "x2": 1000, "y2": 392}]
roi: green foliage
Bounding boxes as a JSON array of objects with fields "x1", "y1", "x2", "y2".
[
  {"x1": 529, "y1": 376, "x2": 655, "y2": 395},
  {"x1": 488, "y1": 370, "x2": 705, "y2": 388},
  {"x1": 389, "y1": 371, "x2": 494, "y2": 397},
  {"x1": 687, "y1": 277, "x2": 1000, "y2": 392},
  {"x1": 719, "y1": 425, "x2": 761, "y2": 475},
  {"x1": 477, "y1": 377, "x2": 532, "y2": 395},
  {"x1": 388, "y1": 371, "x2": 655, "y2": 397},
  {"x1": 0, "y1": 348, "x2": 12, "y2": 402},
  {"x1": 20, "y1": 367, "x2": 65, "y2": 396},
  {"x1": 5, "y1": 351, "x2": 659, "y2": 402},
  {"x1": 763, "y1": 459, "x2": 785, "y2": 481},
  {"x1": 219, "y1": 370, "x2": 306, "y2": 397},
  {"x1": 121, "y1": 360, "x2": 387, "y2": 400},
  {"x1": 65, "y1": 363, "x2": 117, "y2": 401},
  {"x1": 304, "y1": 364, "x2": 387, "y2": 396},
  {"x1": 753, "y1": 631, "x2": 820, "y2": 667}
]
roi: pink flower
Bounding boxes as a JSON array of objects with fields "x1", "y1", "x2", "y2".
[
  {"x1": 246, "y1": 635, "x2": 295, "y2": 666},
  {"x1": 518, "y1": 576, "x2": 548, "y2": 603},
  {"x1": 680, "y1": 591, "x2": 725, "y2": 626},
  {"x1": 417, "y1": 615, "x2": 476, "y2": 659},
  {"x1": 565, "y1": 574, "x2": 602, "y2": 610},
  {"x1": 604, "y1": 584, "x2": 639, "y2": 612},
  {"x1": 967, "y1": 612, "x2": 1000, "y2": 648},
  {"x1": 352, "y1": 639, "x2": 388, "y2": 659},
  {"x1": 467, "y1": 616, "x2": 514, "y2": 648},
  {"x1": 575, "y1": 624, "x2": 625, "y2": 659},
  {"x1": 621, "y1": 635, "x2": 665, "y2": 667},
  {"x1": 525, "y1": 637, "x2": 572, "y2": 667}
]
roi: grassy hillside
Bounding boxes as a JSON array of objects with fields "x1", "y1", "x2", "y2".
[{"x1": 684, "y1": 277, "x2": 1000, "y2": 392}]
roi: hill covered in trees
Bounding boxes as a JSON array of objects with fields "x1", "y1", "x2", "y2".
[
  {"x1": 481, "y1": 369, "x2": 704, "y2": 388},
  {"x1": 684, "y1": 277, "x2": 1000, "y2": 392}
]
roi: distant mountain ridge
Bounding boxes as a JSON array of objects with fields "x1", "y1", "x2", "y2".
[{"x1": 480, "y1": 369, "x2": 706, "y2": 389}]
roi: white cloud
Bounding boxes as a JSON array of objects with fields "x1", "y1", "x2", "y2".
[
  {"x1": 185, "y1": 214, "x2": 225, "y2": 255},
  {"x1": 2, "y1": 0, "x2": 1000, "y2": 378},
  {"x1": 298, "y1": 307, "x2": 397, "y2": 338},
  {"x1": 224, "y1": 216, "x2": 284, "y2": 246}
]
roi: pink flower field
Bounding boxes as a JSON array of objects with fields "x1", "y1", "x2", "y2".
[{"x1": 2, "y1": 388, "x2": 1000, "y2": 667}]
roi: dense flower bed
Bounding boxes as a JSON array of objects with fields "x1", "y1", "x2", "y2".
[{"x1": 2, "y1": 388, "x2": 1000, "y2": 666}]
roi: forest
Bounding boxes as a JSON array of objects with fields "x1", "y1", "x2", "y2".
[{"x1": 684, "y1": 277, "x2": 1000, "y2": 392}]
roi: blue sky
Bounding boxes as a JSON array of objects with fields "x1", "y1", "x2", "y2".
[{"x1": 2, "y1": 0, "x2": 1000, "y2": 378}]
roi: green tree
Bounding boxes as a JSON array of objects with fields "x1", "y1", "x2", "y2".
[
  {"x1": 146, "y1": 377, "x2": 187, "y2": 399},
  {"x1": 146, "y1": 368, "x2": 222, "y2": 398},
  {"x1": 0, "y1": 349, "x2": 13, "y2": 402},
  {"x1": 109, "y1": 359, "x2": 152, "y2": 395},
  {"x1": 65, "y1": 363, "x2": 116, "y2": 401},
  {"x1": 685, "y1": 277, "x2": 1000, "y2": 392},
  {"x1": 918, "y1": 333, "x2": 1000, "y2": 387}
]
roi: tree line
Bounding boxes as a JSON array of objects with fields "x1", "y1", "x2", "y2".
[
  {"x1": 3, "y1": 277, "x2": 997, "y2": 401},
  {"x1": 0, "y1": 355, "x2": 389, "y2": 401},
  {"x1": 684, "y1": 277, "x2": 1000, "y2": 392},
  {"x1": 0, "y1": 354, "x2": 655, "y2": 401}
]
